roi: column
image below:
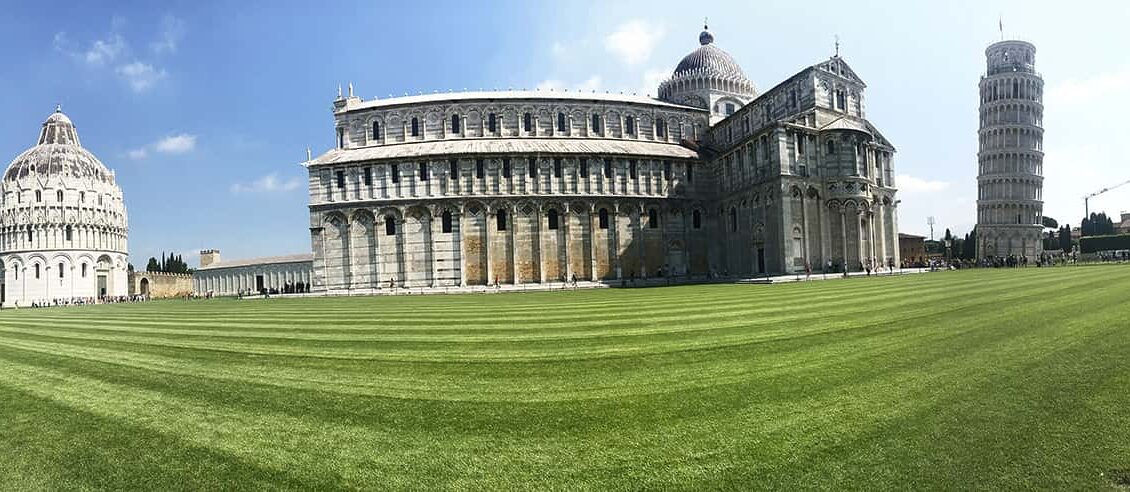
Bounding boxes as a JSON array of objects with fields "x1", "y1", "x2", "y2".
[
  {"x1": 511, "y1": 205, "x2": 519, "y2": 285},
  {"x1": 636, "y1": 206, "x2": 646, "y2": 278},
  {"x1": 800, "y1": 194, "x2": 809, "y2": 267},
  {"x1": 537, "y1": 205, "x2": 546, "y2": 283},
  {"x1": 612, "y1": 205, "x2": 622, "y2": 280},
  {"x1": 857, "y1": 210, "x2": 865, "y2": 271},
  {"x1": 589, "y1": 207, "x2": 598, "y2": 281},
  {"x1": 485, "y1": 206, "x2": 494, "y2": 286},
  {"x1": 818, "y1": 199, "x2": 828, "y2": 269},
  {"x1": 840, "y1": 208, "x2": 848, "y2": 270},
  {"x1": 563, "y1": 204, "x2": 572, "y2": 283},
  {"x1": 458, "y1": 209, "x2": 466, "y2": 286},
  {"x1": 430, "y1": 213, "x2": 440, "y2": 288}
]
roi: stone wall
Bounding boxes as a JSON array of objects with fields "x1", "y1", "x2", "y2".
[{"x1": 130, "y1": 271, "x2": 193, "y2": 298}]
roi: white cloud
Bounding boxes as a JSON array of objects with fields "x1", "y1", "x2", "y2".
[
  {"x1": 604, "y1": 20, "x2": 665, "y2": 65},
  {"x1": 153, "y1": 133, "x2": 196, "y2": 154},
  {"x1": 896, "y1": 174, "x2": 950, "y2": 193},
  {"x1": 151, "y1": 15, "x2": 186, "y2": 55},
  {"x1": 116, "y1": 61, "x2": 167, "y2": 92},
  {"x1": 230, "y1": 174, "x2": 303, "y2": 194},
  {"x1": 127, "y1": 133, "x2": 196, "y2": 160},
  {"x1": 1047, "y1": 68, "x2": 1130, "y2": 106},
  {"x1": 638, "y1": 68, "x2": 669, "y2": 98},
  {"x1": 83, "y1": 34, "x2": 126, "y2": 66}
]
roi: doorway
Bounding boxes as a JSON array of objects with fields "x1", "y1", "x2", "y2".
[{"x1": 256, "y1": 275, "x2": 264, "y2": 292}]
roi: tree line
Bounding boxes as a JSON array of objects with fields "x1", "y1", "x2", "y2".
[{"x1": 146, "y1": 252, "x2": 193, "y2": 274}]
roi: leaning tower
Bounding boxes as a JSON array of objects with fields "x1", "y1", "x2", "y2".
[{"x1": 976, "y1": 39, "x2": 1044, "y2": 258}]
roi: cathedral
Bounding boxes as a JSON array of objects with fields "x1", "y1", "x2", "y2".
[
  {"x1": 305, "y1": 26, "x2": 900, "y2": 293},
  {"x1": 0, "y1": 107, "x2": 130, "y2": 306}
]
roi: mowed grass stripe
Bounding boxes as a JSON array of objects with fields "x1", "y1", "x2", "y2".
[{"x1": 0, "y1": 265, "x2": 1128, "y2": 489}]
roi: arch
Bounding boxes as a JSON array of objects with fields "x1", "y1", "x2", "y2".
[
  {"x1": 547, "y1": 208, "x2": 560, "y2": 230},
  {"x1": 598, "y1": 208, "x2": 610, "y2": 229},
  {"x1": 139, "y1": 277, "x2": 150, "y2": 296},
  {"x1": 692, "y1": 209, "x2": 702, "y2": 229}
]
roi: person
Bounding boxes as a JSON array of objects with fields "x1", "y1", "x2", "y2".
[
  {"x1": 804, "y1": 260, "x2": 811, "y2": 280},
  {"x1": 571, "y1": 273, "x2": 577, "y2": 288}
]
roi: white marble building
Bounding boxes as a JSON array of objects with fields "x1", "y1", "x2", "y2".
[
  {"x1": 976, "y1": 40, "x2": 1045, "y2": 258},
  {"x1": 192, "y1": 249, "x2": 313, "y2": 295},
  {"x1": 0, "y1": 107, "x2": 130, "y2": 306},
  {"x1": 306, "y1": 26, "x2": 900, "y2": 293}
]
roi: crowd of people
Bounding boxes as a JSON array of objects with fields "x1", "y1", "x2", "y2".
[{"x1": 18, "y1": 294, "x2": 149, "y2": 309}]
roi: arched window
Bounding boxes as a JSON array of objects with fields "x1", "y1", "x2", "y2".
[
  {"x1": 451, "y1": 114, "x2": 461, "y2": 133},
  {"x1": 82, "y1": 263, "x2": 87, "y2": 278},
  {"x1": 648, "y1": 209, "x2": 658, "y2": 229},
  {"x1": 580, "y1": 158, "x2": 589, "y2": 176},
  {"x1": 496, "y1": 209, "x2": 508, "y2": 231},
  {"x1": 411, "y1": 117, "x2": 420, "y2": 137},
  {"x1": 390, "y1": 163, "x2": 400, "y2": 183},
  {"x1": 26, "y1": 226, "x2": 32, "y2": 243},
  {"x1": 66, "y1": 225, "x2": 73, "y2": 242},
  {"x1": 449, "y1": 159, "x2": 459, "y2": 179},
  {"x1": 34, "y1": 263, "x2": 40, "y2": 279},
  {"x1": 487, "y1": 113, "x2": 497, "y2": 133},
  {"x1": 475, "y1": 159, "x2": 485, "y2": 179},
  {"x1": 598, "y1": 208, "x2": 609, "y2": 229},
  {"x1": 603, "y1": 160, "x2": 612, "y2": 179},
  {"x1": 730, "y1": 207, "x2": 738, "y2": 232},
  {"x1": 693, "y1": 210, "x2": 702, "y2": 229},
  {"x1": 58, "y1": 262, "x2": 64, "y2": 279},
  {"x1": 553, "y1": 158, "x2": 563, "y2": 178},
  {"x1": 663, "y1": 161, "x2": 672, "y2": 180},
  {"x1": 419, "y1": 162, "x2": 429, "y2": 181},
  {"x1": 35, "y1": 190, "x2": 42, "y2": 202},
  {"x1": 548, "y1": 209, "x2": 559, "y2": 230},
  {"x1": 523, "y1": 112, "x2": 533, "y2": 132},
  {"x1": 385, "y1": 216, "x2": 396, "y2": 236},
  {"x1": 629, "y1": 160, "x2": 637, "y2": 179},
  {"x1": 442, "y1": 211, "x2": 453, "y2": 233},
  {"x1": 592, "y1": 113, "x2": 602, "y2": 133},
  {"x1": 502, "y1": 158, "x2": 511, "y2": 178},
  {"x1": 557, "y1": 112, "x2": 567, "y2": 132},
  {"x1": 527, "y1": 158, "x2": 536, "y2": 177},
  {"x1": 826, "y1": 140, "x2": 836, "y2": 155},
  {"x1": 625, "y1": 116, "x2": 636, "y2": 135},
  {"x1": 57, "y1": 190, "x2": 63, "y2": 202},
  {"x1": 337, "y1": 127, "x2": 345, "y2": 148},
  {"x1": 372, "y1": 121, "x2": 381, "y2": 140},
  {"x1": 656, "y1": 118, "x2": 667, "y2": 138}
]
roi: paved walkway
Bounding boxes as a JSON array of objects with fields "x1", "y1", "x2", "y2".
[{"x1": 242, "y1": 268, "x2": 935, "y2": 299}]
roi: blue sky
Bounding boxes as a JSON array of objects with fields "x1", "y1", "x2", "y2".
[{"x1": 1, "y1": 0, "x2": 1127, "y2": 266}]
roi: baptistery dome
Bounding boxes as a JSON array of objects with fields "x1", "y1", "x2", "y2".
[
  {"x1": 658, "y1": 26, "x2": 757, "y2": 124},
  {"x1": 0, "y1": 107, "x2": 130, "y2": 306}
]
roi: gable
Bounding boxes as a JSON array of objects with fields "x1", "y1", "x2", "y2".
[{"x1": 814, "y1": 57, "x2": 866, "y2": 87}]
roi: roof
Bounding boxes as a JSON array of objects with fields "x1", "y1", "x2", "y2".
[
  {"x1": 5, "y1": 107, "x2": 116, "y2": 183},
  {"x1": 820, "y1": 117, "x2": 872, "y2": 135},
  {"x1": 308, "y1": 138, "x2": 701, "y2": 166},
  {"x1": 340, "y1": 90, "x2": 700, "y2": 113},
  {"x1": 898, "y1": 233, "x2": 926, "y2": 240},
  {"x1": 198, "y1": 253, "x2": 313, "y2": 271}
]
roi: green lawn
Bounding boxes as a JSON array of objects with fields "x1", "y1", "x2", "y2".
[{"x1": 2, "y1": 266, "x2": 1129, "y2": 490}]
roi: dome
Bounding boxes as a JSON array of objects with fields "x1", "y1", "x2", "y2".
[
  {"x1": 3, "y1": 107, "x2": 115, "y2": 183},
  {"x1": 673, "y1": 29, "x2": 749, "y2": 81},
  {"x1": 657, "y1": 26, "x2": 756, "y2": 113}
]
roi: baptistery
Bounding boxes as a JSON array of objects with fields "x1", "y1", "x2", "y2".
[{"x1": 0, "y1": 107, "x2": 129, "y2": 306}]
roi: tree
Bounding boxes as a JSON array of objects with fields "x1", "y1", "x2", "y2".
[
  {"x1": 146, "y1": 257, "x2": 159, "y2": 272},
  {"x1": 1058, "y1": 225, "x2": 1073, "y2": 252},
  {"x1": 944, "y1": 228, "x2": 953, "y2": 242},
  {"x1": 1042, "y1": 216, "x2": 1058, "y2": 229}
]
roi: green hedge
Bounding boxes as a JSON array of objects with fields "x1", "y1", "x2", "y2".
[{"x1": 1079, "y1": 234, "x2": 1130, "y2": 253}]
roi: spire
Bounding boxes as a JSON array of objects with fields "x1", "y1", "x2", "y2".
[
  {"x1": 699, "y1": 19, "x2": 714, "y2": 45},
  {"x1": 55, "y1": 103, "x2": 62, "y2": 113},
  {"x1": 348, "y1": 81, "x2": 354, "y2": 97},
  {"x1": 834, "y1": 34, "x2": 840, "y2": 57}
]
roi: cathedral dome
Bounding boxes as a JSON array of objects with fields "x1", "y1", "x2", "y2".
[
  {"x1": 672, "y1": 29, "x2": 749, "y2": 81},
  {"x1": 658, "y1": 26, "x2": 756, "y2": 119},
  {"x1": 3, "y1": 107, "x2": 116, "y2": 183}
]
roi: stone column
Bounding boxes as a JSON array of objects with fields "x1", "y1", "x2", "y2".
[
  {"x1": 800, "y1": 193, "x2": 809, "y2": 268},
  {"x1": 485, "y1": 206, "x2": 494, "y2": 286},
  {"x1": 538, "y1": 204, "x2": 546, "y2": 283},
  {"x1": 430, "y1": 212, "x2": 439, "y2": 288},
  {"x1": 857, "y1": 209, "x2": 866, "y2": 271},
  {"x1": 613, "y1": 204, "x2": 622, "y2": 280},
  {"x1": 511, "y1": 204, "x2": 519, "y2": 285},
  {"x1": 840, "y1": 208, "x2": 848, "y2": 270},
  {"x1": 636, "y1": 205, "x2": 646, "y2": 278},
  {"x1": 563, "y1": 203, "x2": 572, "y2": 283},
  {"x1": 589, "y1": 206, "x2": 598, "y2": 281}
]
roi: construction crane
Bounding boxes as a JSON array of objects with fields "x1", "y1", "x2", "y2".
[{"x1": 1085, "y1": 178, "x2": 1130, "y2": 217}]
